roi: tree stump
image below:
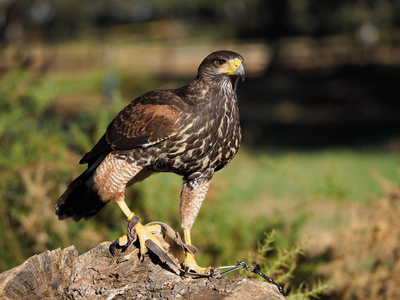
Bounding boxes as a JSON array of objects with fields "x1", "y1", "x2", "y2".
[{"x1": 0, "y1": 241, "x2": 286, "y2": 299}]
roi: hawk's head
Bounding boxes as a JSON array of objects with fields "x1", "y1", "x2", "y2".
[{"x1": 197, "y1": 50, "x2": 245, "y2": 84}]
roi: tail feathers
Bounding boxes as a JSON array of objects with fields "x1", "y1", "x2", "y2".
[{"x1": 56, "y1": 170, "x2": 108, "y2": 222}]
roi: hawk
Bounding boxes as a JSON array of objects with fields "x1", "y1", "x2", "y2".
[{"x1": 56, "y1": 50, "x2": 245, "y2": 274}]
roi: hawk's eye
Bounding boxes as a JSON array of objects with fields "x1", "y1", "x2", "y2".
[{"x1": 215, "y1": 59, "x2": 226, "y2": 67}]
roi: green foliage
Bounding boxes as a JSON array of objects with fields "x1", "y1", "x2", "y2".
[
  {"x1": 0, "y1": 70, "x2": 63, "y2": 167},
  {"x1": 289, "y1": 280, "x2": 333, "y2": 300},
  {"x1": 0, "y1": 69, "x2": 125, "y2": 270},
  {"x1": 0, "y1": 70, "x2": 64, "y2": 270},
  {"x1": 251, "y1": 230, "x2": 303, "y2": 285},
  {"x1": 247, "y1": 230, "x2": 332, "y2": 299}
]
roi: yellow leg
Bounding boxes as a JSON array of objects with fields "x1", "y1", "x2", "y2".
[
  {"x1": 116, "y1": 198, "x2": 132, "y2": 218},
  {"x1": 184, "y1": 228, "x2": 192, "y2": 245},
  {"x1": 115, "y1": 198, "x2": 166, "y2": 256},
  {"x1": 182, "y1": 228, "x2": 211, "y2": 274}
]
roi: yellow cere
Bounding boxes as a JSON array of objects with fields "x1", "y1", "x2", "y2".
[
  {"x1": 234, "y1": 59, "x2": 241, "y2": 68},
  {"x1": 221, "y1": 58, "x2": 242, "y2": 74}
]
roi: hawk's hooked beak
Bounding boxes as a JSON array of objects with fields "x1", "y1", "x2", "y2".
[
  {"x1": 235, "y1": 63, "x2": 245, "y2": 82},
  {"x1": 222, "y1": 58, "x2": 246, "y2": 82}
]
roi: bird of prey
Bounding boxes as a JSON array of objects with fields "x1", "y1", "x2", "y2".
[{"x1": 56, "y1": 50, "x2": 245, "y2": 274}]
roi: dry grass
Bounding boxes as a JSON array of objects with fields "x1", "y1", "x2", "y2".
[{"x1": 319, "y1": 174, "x2": 400, "y2": 300}]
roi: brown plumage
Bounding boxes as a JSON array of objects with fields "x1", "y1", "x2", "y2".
[{"x1": 56, "y1": 50, "x2": 245, "y2": 273}]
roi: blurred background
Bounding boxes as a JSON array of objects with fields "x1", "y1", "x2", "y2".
[{"x1": 1, "y1": 0, "x2": 400, "y2": 299}]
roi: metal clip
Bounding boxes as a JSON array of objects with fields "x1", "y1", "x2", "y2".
[
  {"x1": 214, "y1": 261, "x2": 252, "y2": 276},
  {"x1": 214, "y1": 261, "x2": 286, "y2": 297}
]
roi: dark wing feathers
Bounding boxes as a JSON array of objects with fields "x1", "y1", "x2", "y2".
[
  {"x1": 79, "y1": 134, "x2": 111, "y2": 165},
  {"x1": 106, "y1": 102, "x2": 180, "y2": 150},
  {"x1": 80, "y1": 91, "x2": 181, "y2": 165}
]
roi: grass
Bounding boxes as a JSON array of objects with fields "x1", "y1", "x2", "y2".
[{"x1": 255, "y1": 150, "x2": 399, "y2": 203}]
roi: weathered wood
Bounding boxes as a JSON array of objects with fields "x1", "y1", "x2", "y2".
[{"x1": 0, "y1": 241, "x2": 286, "y2": 299}]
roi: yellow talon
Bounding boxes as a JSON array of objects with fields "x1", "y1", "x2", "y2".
[
  {"x1": 118, "y1": 234, "x2": 128, "y2": 246},
  {"x1": 182, "y1": 228, "x2": 211, "y2": 274},
  {"x1": 115, "y1": 198, "x2": 166, "y2": 257},
  {"x1": 135, "y1": 222, "x2": 167, "y2": 256},
  {"x1": 183, "y1": 252, "x2": 211, "y2": 274}
]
